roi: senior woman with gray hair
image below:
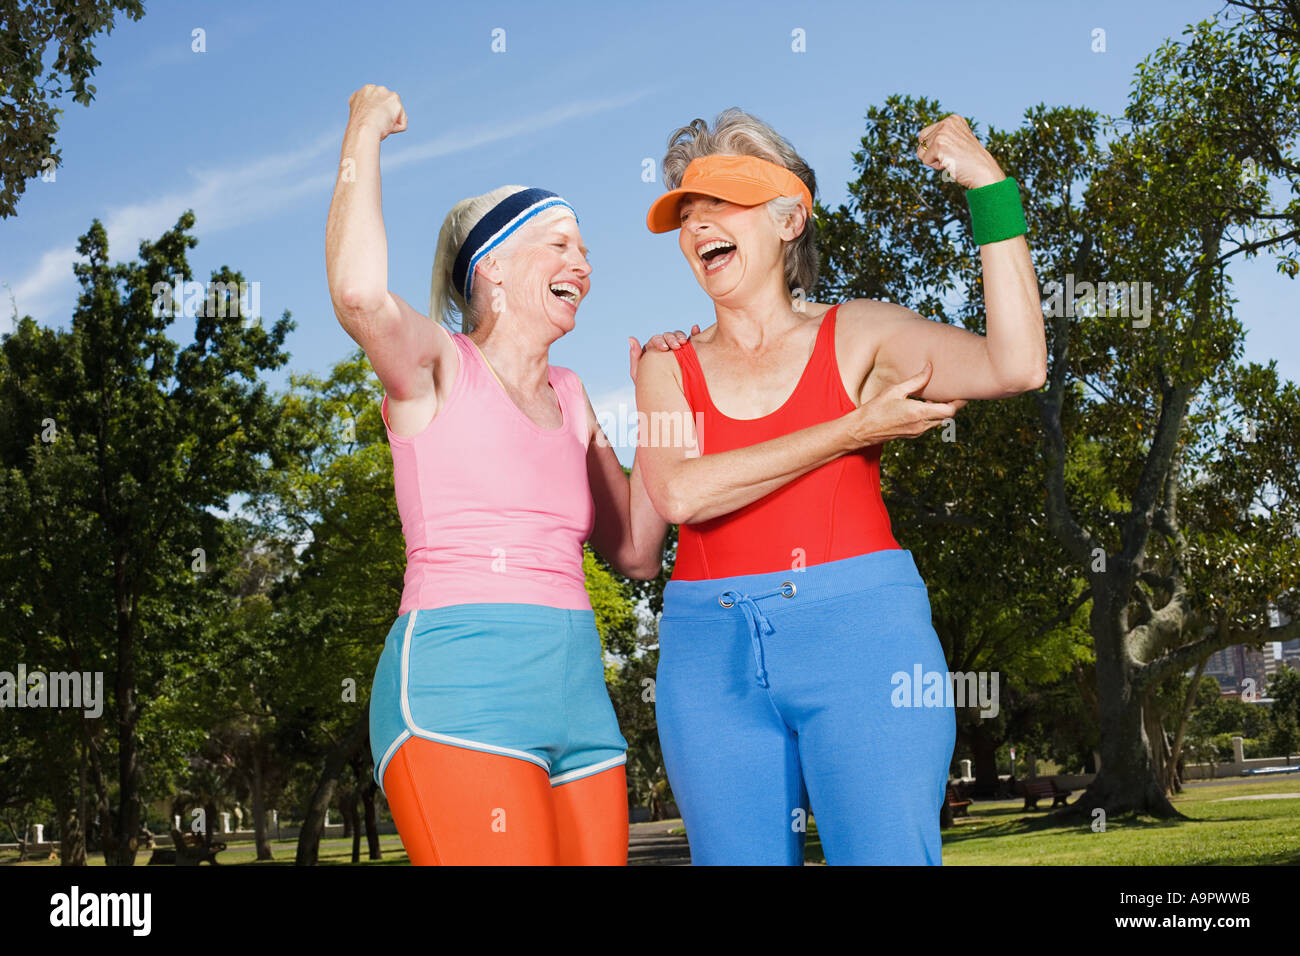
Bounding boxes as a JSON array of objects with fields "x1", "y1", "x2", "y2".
[
  {"x1": 326, "y1": 84, "x2": 695, "y2": 865},
  {"x1": 636, "y1": 107, "x2": 1047, "y2": 865}
]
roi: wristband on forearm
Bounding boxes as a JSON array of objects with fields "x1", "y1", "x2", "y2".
[{"x1": 966, "y1": 176, "x2": 1027, "y2": 245}]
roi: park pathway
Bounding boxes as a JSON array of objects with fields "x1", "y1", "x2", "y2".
[{"x1": 628, "y1": 820, "x2": 692, "y2": 866}]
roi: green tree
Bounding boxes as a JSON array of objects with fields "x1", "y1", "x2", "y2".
[
  {"x1": 0, "y1": 0, "x2": 145, "y2": 218},
  {"x1": 248, "y1": 349, "x2": 401, "y2": 865},
  {"x1": 0, "y1": 210, "x2": 293, "y2": 864},
  {"x1": 817, "y1": 96, "x2": 1102, "y2": 796},
  {"x1": 1265, "y1": 665, "x2": 1300, "y2": 756},
  {"x1": 818, "y1": 9, "x2": 1300, "y2": 822}
]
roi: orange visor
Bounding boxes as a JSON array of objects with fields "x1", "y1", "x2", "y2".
[{"x1": 645, "y1": 153, "x2": 814, "y2": 233}]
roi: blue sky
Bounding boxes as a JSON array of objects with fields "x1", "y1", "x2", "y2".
[{"x1": 1, "y1": 0, "x2": 1294, "y2": 466}]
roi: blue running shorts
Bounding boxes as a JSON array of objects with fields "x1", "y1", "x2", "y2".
[
  {"x1": 656, "y1": 548, "x2": 957, "y2": 865},
  {"x1": 370, "y1": 603, "x2": 628, "y2": 792}
]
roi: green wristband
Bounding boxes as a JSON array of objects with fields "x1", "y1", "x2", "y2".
[{"x1": 966, "y1": 176, "x2": 1026, "y2": 245}]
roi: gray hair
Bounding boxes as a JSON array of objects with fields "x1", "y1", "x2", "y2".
[
  {"x1": 660, "y1": 108, "x2": 819, "y2": 297},
  {"x1": 428, "y1": 184, "x2": 530, "y2": 335}
]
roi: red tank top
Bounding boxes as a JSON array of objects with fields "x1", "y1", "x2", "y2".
[{"x1": 669, "y1": 303, "x2": 901, "y2": 581}]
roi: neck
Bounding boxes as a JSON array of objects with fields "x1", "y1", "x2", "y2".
[
  {"x1": 709, "y1": 277, "x2": 806, "y2": 350},
  {"x1": 468, "y1": 311, "x2": 554, "y2": 390}
]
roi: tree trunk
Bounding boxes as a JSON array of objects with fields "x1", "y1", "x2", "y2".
[
  {"x1": 1168, "y1": 656, "x2": 1207, "y2": 794},
  {"x1": 341, "y1": 788, "x2": 354, "y2": 838},
  {"x1": 363, "y1": 779, "x2": 382, "y2": 860},
  {"x1": 68, "y1": 731, "x2": 89, "y2": 865},
  {"x1": 250, "y1": 745, "x2": 273, "y2": 861},
  {"x1": 111, "y1": 601, "x2": 141, "y2": 866},
  {"x1": 56, "y1": 798, "x2": 86, "y2": 867},
  {"x1": 342, "y1": 787, "x2": 361, "y2": 864},
  {"x1": 295, "y1": 714, "x2": 369, "y2": 866},
  {"x1": 204, "y1": 798, "x2": 218, "y2": 852},
  {"x1": 968, "y1": 720, "x2": 1000, "y2": 798},
  {"x1": 81, "y1": 721, "x2": 115, "y2": 861},
  {"x1": 1050, "y1": 591, "x2": 1183, "y2": 822},
  {"x1": 12, "y1": 813, "x2": 29, "y2": 862},
  {"x1": 1143, "y1": 698, "x2": 1172, "y2": 795}
]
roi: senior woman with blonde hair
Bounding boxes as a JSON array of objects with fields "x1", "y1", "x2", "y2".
[
  {"x1": 326, "y1": 85, "x2": 690, "y2": 865},
  {"x1": 636, "y1": 107, "x2": 1047, "y2": 865}
]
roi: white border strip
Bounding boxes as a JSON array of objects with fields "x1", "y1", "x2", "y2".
[
  {"x1": 374, "y1": 729, "x2": 411, "y2": 792},
  {"x1": 549, "y1": 753, "x2": 627, "y2": 786},
  {"x1": 398, "y1": 609, "x2": 551, "y2": 772}
]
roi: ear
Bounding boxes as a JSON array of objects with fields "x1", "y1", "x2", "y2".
[
  {"x1": 779, "y1": 203, "x2": 808, "y2": 242},
  {"x1": 475, "y1": 251, "x2": 504, "y2": 288}
]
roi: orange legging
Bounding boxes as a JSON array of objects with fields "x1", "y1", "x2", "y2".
[{"x1": 381, "y1": 736, "x2": 629, "y2": 865}]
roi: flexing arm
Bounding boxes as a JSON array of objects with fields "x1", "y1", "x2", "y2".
[
  {"x1": 325, "y1": 84, "x2": 455, "y2": 401},
  {"x1": 635, "y1": 347, "x2": 963, "y2": 526},
  {"x1": 867, "y1": 114, "x2": 1046, "y2": 402}
]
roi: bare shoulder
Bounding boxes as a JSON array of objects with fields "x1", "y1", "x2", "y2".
[
  {"x1": 563, "y1": 368, "x2": 600, "y2": 442},
  {"x1": 822, "y1": 298, "x2": 918, "y2": 403},
  {"x1": 835, "y1": 297, "x2": 920, "y2": 334},
  {"x1": 554, "y1": 364, "x2": 587, "y2": 401},
  {"x1": 834, "y1": 298, "x2": 921, "y2": 360},
  {"x1": 563, "y1": 366, "x2": 593, "y2": 409},
  {"x1": 634, "y1": 343, "x2": 686, "y2": 386}
]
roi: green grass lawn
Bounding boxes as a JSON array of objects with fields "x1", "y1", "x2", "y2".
[
  {"x1": 6, "y1": 777, "x2": 1298, "y2": 865},
  {"x1": 0, "y1": 833, "x2": 414, "y2": 866},
  {"x1": 937, "y1": 778, "x2": 1300, "y2": 866},
  {"x1": 668, "y1": 777, "x2": 1300, "y2": 865}
]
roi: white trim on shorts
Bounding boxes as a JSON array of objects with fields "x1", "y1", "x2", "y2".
[
  {"x1": 548, "y1": 753, "x2": 627, "y2": 787},
  {"x1": 372, "y1": 609, "x2": 552, "y2": 792}
]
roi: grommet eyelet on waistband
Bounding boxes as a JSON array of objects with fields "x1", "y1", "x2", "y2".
[
  {"x1": 780, "y1": 581, "x2": 796, "y2": 598},
  {"x1": 718, "y1": 595, "x2": 735, "y2": 608}
]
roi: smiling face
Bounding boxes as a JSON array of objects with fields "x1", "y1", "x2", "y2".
[
  {"x1": 676, "y1": 193, "x2": 790, "y2": 302},
  {"x1": 474, "y1": 207, "x2": 591, "y2": 335}
]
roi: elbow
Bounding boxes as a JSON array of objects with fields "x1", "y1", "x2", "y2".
[
  {"x1": 610, "y1": 543, "x2": 662, "y2": 581},
  {"x1": 1019, "y1": 364, "x2": 1047, "y2": 392},
  {"x1": 332, "y1": 286, "x2": 387, "y2": 325},
  {"x1": 661, "y1": 487, "x2": 695, "y2": 527},
  {"x1": 644, "y1": 473, "x2": 692, "y2": 526},
  {"x1": 997, "y1": 361, "x2": 1046, "y2": 396},
  {"x1": 623, "y1": 559, "x2": 662, "y2": 581}
]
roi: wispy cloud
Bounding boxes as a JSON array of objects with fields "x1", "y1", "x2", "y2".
[{"x1": 3, "y1": 86, "x2": 658, "y2": 333}]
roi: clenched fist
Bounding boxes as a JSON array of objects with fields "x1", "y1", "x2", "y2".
[
  {"x1": 348, "y1": 84, "x2": 407, "y2": 140},
  {"x1": 915, "y1": 114, "x2": 1003, "y2": 190}
]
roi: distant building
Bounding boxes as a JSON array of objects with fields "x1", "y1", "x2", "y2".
[
  {"x1": 1186, "y1": 599, "x2": 1296, "y2": 696},
  {"x1": 1203, "y1": 643, "x2": 1272, "y2": 697}
]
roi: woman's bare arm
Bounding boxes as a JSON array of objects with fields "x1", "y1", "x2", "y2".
[
  {"x1": 583, "y1": 383, "x2": 668, "y2": 580},
  {"x1": 325, "y1": 84, "x2": 455, "y2": 402},
  {"x1": 864, "y1": 114, "x2": 1046, "y2": 401},
  {"x1": 634, "y1": 347, "x2": 964, "y2": 526},
  {"x1": 849, "y1": 214, "x2": 1045, "y2": 401}
]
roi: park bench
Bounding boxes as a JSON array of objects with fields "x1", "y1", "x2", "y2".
[
  {"x1": 1021, "y1": 777, "x2": 1072, "y2": 810},
  {"x1": 146, "y1": 828, "x2": 226, "y2": 865},
  {"x1": 945, "y1": 783, "x2": 972, "y2": 818}
]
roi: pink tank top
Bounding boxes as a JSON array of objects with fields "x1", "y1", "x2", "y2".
[{"x1": 380, "y1": 331, "x2": 595, "y2": 614}]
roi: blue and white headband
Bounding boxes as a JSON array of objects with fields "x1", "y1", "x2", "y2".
[{"x1": 452, "y1": 187, "x2": 579, "y2": 302}]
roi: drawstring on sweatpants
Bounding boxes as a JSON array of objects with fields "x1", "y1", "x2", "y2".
[{"x1": 717, "y1": 581, "x2": 797, "y2": 687}]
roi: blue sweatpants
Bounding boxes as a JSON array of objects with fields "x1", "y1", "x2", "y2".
[{"x1": 655, "y1": 548, "x2": 956, "y2": 865}]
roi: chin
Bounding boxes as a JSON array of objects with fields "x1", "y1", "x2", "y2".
[{"x1": 550, "y1": 304, "x2": 578, "y2": 331}]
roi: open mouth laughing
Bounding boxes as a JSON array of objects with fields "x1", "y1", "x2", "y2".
[
  {"x1": 549, "y1": 281, "x2": 582, "y2": 309},
  {"x1": 697, "y1": 238, "x2": 737, "y2": 274}
]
